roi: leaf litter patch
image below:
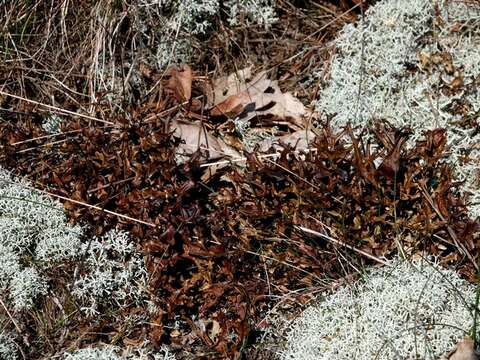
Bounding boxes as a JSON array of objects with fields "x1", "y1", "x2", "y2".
[{"x1": 1, "y1": 60, "x2": 480, "y2": 358}]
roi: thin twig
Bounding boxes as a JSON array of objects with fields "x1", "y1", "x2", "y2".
[
  {"x1": 0, "y1": 90, "x2": 115, "y2": 126},
  {"x1": 186, "y1": 143, "x2": 322, "y2": 190},
  {"x1": 304, "y1": 3, "x2": 361, "y2": 41},
  {"x1": 296, "y1": 225, "x2": 389, "y2": 266},
  {"x1": 0, "y1": 296, "x2": 23, "y2": 335},
  {"x1": 354, "y1": 0, "x2": 366, "y2": 124},
  {"x1": 40, "y1": 190, "x2": 156, "y2": 227},
  {"x1": 87, "y1": 176, "x2": 135, "y2": 193},
  {"x1": 433, "y1": 233, "x2": 454, "y2": 247},
  {"x1": 16, "y1": 138, "x2": 72, "y2": 153},
  {"x1": 239, "y1": 247, "x2": 327, "y2": 284},
  {"x1": 1, "y1": 176, "x2": 149, "y2": 227},
  {"x1": 264, "y1": 157, "x2": 321, "y2": 191},
  {"x1": 0, "y1": 296, "x2": 30, "y2": 357},
  {"x1": 198, "y1": 148, "x2": 318, "y2": 168},
  {"x1": 34, "y1": 188, "x2": 157, "y2": 227},
  {"x1": 194, "y1": 144, "x2": 345, "y2": 203},
  {"x1": 11, "y1": 129, "x2": 83, "y2": 145}
]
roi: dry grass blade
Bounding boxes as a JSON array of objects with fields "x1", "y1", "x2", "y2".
[
  {"x1": 296, "y1": 226, "x2": 389, "y2": 266},
  {"x1": 199, "y1": 148, "x2": 318, "y2": 168},
  {"x1": 0, "y1": 91, "x2": 115, "y2": 126},
  {"x1": 44, "y1": 191, "x2": 157, "y2": 227},
  {"x1": 238, "y1": 247, "x2": 327, "y2": 285},
  {"x1": 419, "y1": 182, "x2": 478, "y2": 271},
  {"x1": 10, "y1": 129, "x2": 83, "y2": 146},
  {"x1": 0, "y1": 296, "x2": 24, "y2": 341},
  {"x1": 16, "y1": 138, "x2": 73, "y2": 154}
]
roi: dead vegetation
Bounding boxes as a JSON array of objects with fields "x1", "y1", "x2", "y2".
[{"x1": 1, "y1": 0, "x2": 480, "y2": 359}]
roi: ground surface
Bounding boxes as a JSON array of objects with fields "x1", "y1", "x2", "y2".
[{"x1": 0, "y1": 0, "x2": 479, "y2": 359}]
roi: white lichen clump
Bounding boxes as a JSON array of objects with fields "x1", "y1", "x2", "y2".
[
  {"x1": 138, "y1": 0, "x2": 277, "y2": 68},
  {"x1": 63, "y1": 343, "x2": 175, "y2": 360},
  {"x1": 282, "y1": 258, "x2": 476, "y2": 360},
  {"x1": 0, "y1": 166, "x2": 149, "y2": 321},
  {"x1": 42, "y1": 114, "x2": 63, "y2": 134},
  {"x1": 0, "y1": 169, "x2": 83, "y2": 260},
  {"x1": 0, "y1": 168, "x2": 82, "y2": 310},
  {"x1": 0, "y1": 332, "x2": 19, "y2": 360},
  {"x1": 316, "y1": 0, "x2": 480, "y2": 217},
  {"x1": 63, "y1": 346, "x2": 118, "y2": 360},
  {"x1": 225, "y1": 0, "x2": 277, "y2": 27},
  {"x1": 0, "y1": 167, "x2": 155, "y2": 356},
  {"x1": 9, "y1": 268, "x2": 48, "y2": 311},
  {"x1": 72, "y1": 230, "x2": 149, "y2": 317}
]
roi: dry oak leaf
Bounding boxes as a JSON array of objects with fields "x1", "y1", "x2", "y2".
[
  {"x1": 210, "y1": 65, "x2": 254, "y2": 106},
  {"x1": 441, "y1": 337, "x2": 479, "y2": 360},
  {"x1": 165, "y1": 64, "x2": 193, "y2": 102},
  {"x1": 170, "y1": 118, "x2": 239, "y2": 163},
  {"x1": 210, "y1": 71, "x2": 270, "y2": 117},
  {"x1": 210, "y1": 70, "x2": 307, "y2": 129}
]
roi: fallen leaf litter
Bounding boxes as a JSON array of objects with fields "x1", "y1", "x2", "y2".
[{"x1": 1, "y1": 63, "x2": 479, "y2": 357}]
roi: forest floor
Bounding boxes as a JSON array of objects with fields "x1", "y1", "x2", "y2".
[{"x1": 0, "y1": 0, "x2": 480, "y2": 359}]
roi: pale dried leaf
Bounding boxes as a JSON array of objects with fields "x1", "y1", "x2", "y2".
[
  {"x1": 170, "y1": 119, "x2": 239, "y2": 163},
  {"x1": 441, "y1": 337, "x2": 479, "y2": 360},
  {"x1": 209, "y1": 69, "x2": 309, "y2": 154},
  {"x1": 210, "y1": 92, "x2": 250, "y2": 118},
  {"x1": 210, "y1": 70, "x2": 306, "y2": 127},
  {"x1": 210, "y1": 76, "x2": 272, "y2": 117},
  {"x1": 166, "y1": 64, "x2": 193, "y2": 102},
  {"x1": 212, "y1": 65, "x2": 254, "y2": 105},
  {"x1": 240, "y1": 83, "x2": 307, "y2": 128},
  {"x1": 208, "y1": 320, "x2": 221, "y2": 343}
]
